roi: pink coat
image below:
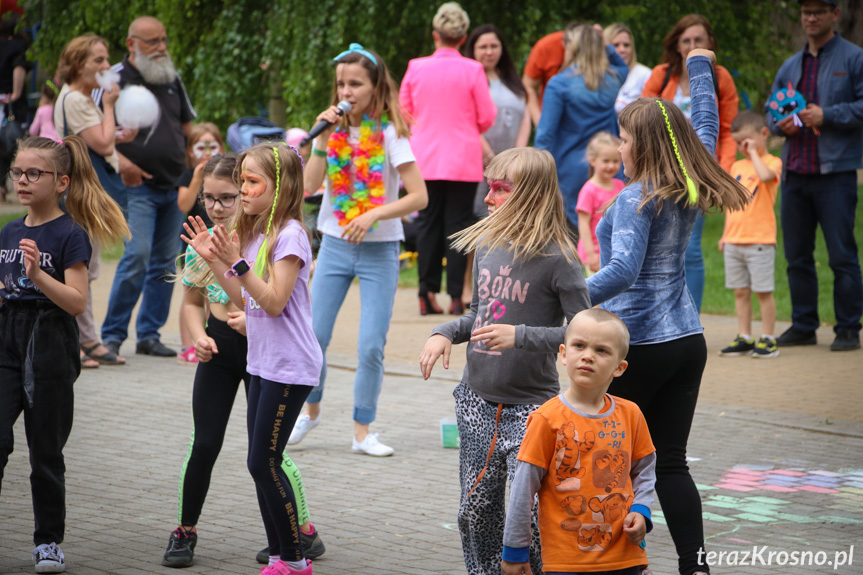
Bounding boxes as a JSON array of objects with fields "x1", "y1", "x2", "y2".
[{"x1": 400, "y1": 48, "x2": 497, "y2": 182}]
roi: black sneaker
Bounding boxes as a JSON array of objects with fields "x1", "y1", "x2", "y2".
[
  {"x1": 776, "y1": 326, "x2": 817, "y2": 347},
  {"x1": 137, "y1": 339, "x2": 178, "y2": 357},
  {"x1": 162, "y1": 528, "x2": 196, "y2": 568},
  {"x1": 719, "y1": 335, "x2": 755, "y2": 357},
  {"x1": 32, "y1": 542, "x2": 65, "y2": 573},
  {"x1": 831, "y1": 331, "x2": 861, "y2": 352},
  {"x1": 256, "y1": 526, "x2": 326, "y2": 564},
  {"x1": 751, "y1": 336, "x2": 779, "y2": 359}
]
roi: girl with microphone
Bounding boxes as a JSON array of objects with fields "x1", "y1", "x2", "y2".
[{"x1": 288, "y1": 44, "x2": 427, "y2": 457}]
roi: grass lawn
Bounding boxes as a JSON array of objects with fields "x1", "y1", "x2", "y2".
[{"x1": 3, "y1": 182, "x2": 861, "y2": 326}]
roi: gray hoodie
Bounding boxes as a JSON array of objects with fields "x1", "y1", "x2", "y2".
[{"x1": 433, "y1": 243, "x2": 590, "y2": 405}]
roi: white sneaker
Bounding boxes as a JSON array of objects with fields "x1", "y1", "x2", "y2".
[
  {"x1": 352, "y1": 433, "x2": 394, "y2": 457},
  {"x1": 288, "y1": 414, "x2": 320, "y2": 445},
  {"x1": 33, "y1": 543, "x2": 65, "y2": 573}
]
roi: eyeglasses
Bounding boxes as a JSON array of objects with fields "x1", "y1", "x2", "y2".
[
  {"x1": 199, "y1": 193, "x2": 239, "y2": 209},
  {"x1": 802, "y1": 8, "x2": 832, "y2": 18},
  {"x1": 192, "y1": 142, "x2": 221, "y2": 157},
  {"x1": 132, "y1": 35, "x2": 169, "y2": 47},
  {"x1": 9, "y1": 167, "x2": 56, "y2": 183}
]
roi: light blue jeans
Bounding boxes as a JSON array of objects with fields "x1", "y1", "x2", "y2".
[
  {"x1": 101, "y1": 183, "x2": 184, "y2": 344},
  {"x1": 307, "y1": 235, "x2": 400, "y2": 424}
]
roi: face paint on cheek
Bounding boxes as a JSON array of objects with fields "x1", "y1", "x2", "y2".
[
  {"x1": 486, "y1": 179, "x2": 513, "y2": 208},
  {"x1": 241, "y1": 172, "x2": 267, "y2": 198}
]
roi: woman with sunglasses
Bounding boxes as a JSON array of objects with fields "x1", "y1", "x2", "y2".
[
  {"x1": 54, "y1": 34, "x2": 138, "y2": 368},
  {"x1": 174, "y1": 122, "x2": 224, "y2": 363}
]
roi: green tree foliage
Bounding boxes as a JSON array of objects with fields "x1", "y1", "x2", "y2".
[{"x1": 22, "y1": 0, "x2": 798, "y2": 130}]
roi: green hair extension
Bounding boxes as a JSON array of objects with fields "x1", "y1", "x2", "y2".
[
  {"x1": 253, "y1": 146, "x2": 281, "y2": 278},
  {"x1": 656, "y1": 100, "x2": 698, "y2": 206}
]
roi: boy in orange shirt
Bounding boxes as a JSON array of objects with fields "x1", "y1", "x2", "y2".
[
  {"x1": 719, "y1": 110, "x2": 783, "y2": 359},
  {"x1": 501, "y1": 309, "x2": 656, "y2": 575}
]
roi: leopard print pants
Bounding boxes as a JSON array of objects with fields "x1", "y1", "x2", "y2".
[{"x1": 454, "y1": 381, "x2": 544, "y2": 575}]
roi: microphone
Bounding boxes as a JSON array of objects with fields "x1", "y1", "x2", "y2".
[{"x1": 300, "y1": 100, "x2": 352, "y2": 148}]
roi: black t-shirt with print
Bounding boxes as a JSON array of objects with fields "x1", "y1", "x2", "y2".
[{"x1": 0, "y1": 214, "x2": 91, "y2": 301}]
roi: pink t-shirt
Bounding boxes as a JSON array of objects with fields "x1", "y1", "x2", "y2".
[
  {"x1": 243, "y1": 219, "x2": 322, "y2": 386},
  {"x1": 575, "y1": 179, "x2": 625, "y2": 262},
  {"x1": 30, "y1": 104, "x2": 59, "y2": 141}
]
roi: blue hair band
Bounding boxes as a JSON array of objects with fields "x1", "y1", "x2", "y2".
[{"x1": 333, "y1": 43, "x2": 378, "y2": 66}]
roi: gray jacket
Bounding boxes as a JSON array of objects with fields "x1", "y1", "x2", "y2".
[{"x1": 768, "y1": 34, "x2": 863, "y2": 176}]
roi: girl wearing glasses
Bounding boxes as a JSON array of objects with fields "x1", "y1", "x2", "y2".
[
  {"x1": 163, "y1": 153, "x2": 326, "y2": 568},
  {"x1": 0, "y1": 135, "x2": 128, "y2": 573},
  {"x1": 175, "y1": 122, "x2": 225, "y2": 363}
]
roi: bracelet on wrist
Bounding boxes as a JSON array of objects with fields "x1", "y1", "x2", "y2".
[{"x1": 312, "y1": 147, "x2": 326, "y2": 158}]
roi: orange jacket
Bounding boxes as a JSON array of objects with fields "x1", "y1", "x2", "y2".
[{"x1": 641, "y1": 63, "x2": 739, "y2": 172}]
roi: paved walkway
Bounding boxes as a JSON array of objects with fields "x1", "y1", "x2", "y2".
[{"x1": 1, "y1": 245, "x2": 862, "y2": 574}]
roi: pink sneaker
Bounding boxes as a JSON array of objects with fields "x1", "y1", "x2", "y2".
[
  {"x1": 177, "y1": 346, "x2": 198, "y2": 365},
  {"x1": 261, "y1": 560, "x2": 312, "y2": 575}
]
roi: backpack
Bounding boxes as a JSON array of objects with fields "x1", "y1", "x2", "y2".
[{"x1": 226, "y1": 117, "x2": 286, "y2": 152}]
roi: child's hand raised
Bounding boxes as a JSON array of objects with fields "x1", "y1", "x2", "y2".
[
  {"x1": 470, "y1": 324, "x2": 516, "y2": 351},
  {"x1": 686, "y1": 49, "x2": 715, "y2": 65},
  {"x1": 623, "y1": 511, "x2": 646, "y2": 547},
  {"x1": 182, "y1": 216, "x2": 217, "y2": 261},
  {"x1": 419, "y1": 334, "x2": 452, "y2": 380},
  {"x1": 18, "y1": 239, "x2": 43, "y2": 280},
  {"x1": 210, "y1": 225, "x2": 242, "y2": 267},
  {"x1": 501, "y1": 560, "x2": 533, "y2": 575}
]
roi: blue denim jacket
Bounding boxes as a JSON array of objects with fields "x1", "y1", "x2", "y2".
[
  {"x1": 535, "y1": 45, "x2": 629, "y2": 225},
  {"x1": 768, "y1": 34, "x2": 863, "y2": 176},
  {"x1": 586, "y1": 56, "x2": 717, "y2": 344}
]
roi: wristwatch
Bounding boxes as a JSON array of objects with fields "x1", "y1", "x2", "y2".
[{"x1": 224, "y1": 258, "x2": 251, "y2": 278}]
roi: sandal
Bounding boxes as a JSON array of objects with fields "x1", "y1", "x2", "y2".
[
  {"x1": 81, "y1": 342, "x2": 126, "y2": 366},
  {"x1": 80, "y1": 352, "x2": 100, "y2": 369}
]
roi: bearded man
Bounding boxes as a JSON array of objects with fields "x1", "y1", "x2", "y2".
[{"x1": 100, "y1": 16, "x2": 197, "y2": 358}]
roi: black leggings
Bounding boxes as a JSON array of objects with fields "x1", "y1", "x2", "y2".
[
  {"x1": 607, "y1": 334, "x2": 708, "y2": 575},
  {"x1": 247, "y1": 376, "x2": 312, "y2": 561},
  {"x1": 178, "y1": 316, "x2": 249, "y2": 526},
  {"x1": 417, "y1": 180, "x2": 477, "y2": 299}
]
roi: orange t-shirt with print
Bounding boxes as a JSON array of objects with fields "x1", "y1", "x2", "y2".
[
  {"x1": 517, "y1": 394, "x2": 655, "y2": 573},
  {"x1": 723, "y1": 154, "x2": 783, "y2": 245}
]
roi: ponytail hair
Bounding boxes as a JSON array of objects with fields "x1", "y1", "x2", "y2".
[{"x1": 15, "y1": 136, "x2": 130, "y2": 245}]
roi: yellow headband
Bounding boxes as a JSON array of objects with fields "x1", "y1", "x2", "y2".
[
  {"x1": 656, "y1": 100, "x2": 698, "y2": 206},
  {"x1": 253, "y1": 146, "x2": 281, "y2": 278}
]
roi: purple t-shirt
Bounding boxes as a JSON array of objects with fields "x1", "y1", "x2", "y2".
[{"x1": 242, "y1": 220, "x2": 322, "y2": 386}]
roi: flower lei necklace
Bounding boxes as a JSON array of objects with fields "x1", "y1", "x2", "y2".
[{"x1": 326, "y1": 114, "x2": 387, "y2": 226}]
